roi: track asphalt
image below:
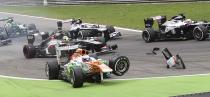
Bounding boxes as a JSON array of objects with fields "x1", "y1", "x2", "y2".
[{"x1": 0, "y1": 12, "x2": 210, "y2": 79}]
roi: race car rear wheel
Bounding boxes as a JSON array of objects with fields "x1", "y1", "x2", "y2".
[
  {"x1": 142, "y1": 28, "x2": 156, "y2": 43},
  {"x1": 78, "y1": 30, "x2": 90, "y2": 39},
  {"x1": 70, "y1": 66, "x2": 84, "y2": 88},
  {"x1": 23, "y1": 44, "x2": 36, "y2": 58},
  {"x1": 45, "y1": 60, "x2": 60, "y2": 80},
  {"x1": 106, "y1": 25, "x2": 115, "y2": 34},
  {"x1": 193, "y1": 25, "x2": 208, "y2": 41},
  {"x1": 27, "y1": 23, "x2": 37, "y2": 31},
  {"x1": 109, "y1": 56, "x2": 130, "y2": 76}
]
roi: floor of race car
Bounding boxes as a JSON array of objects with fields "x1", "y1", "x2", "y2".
[{"x1": 0, "y1": 13, "x2": 210, "y2": 79}]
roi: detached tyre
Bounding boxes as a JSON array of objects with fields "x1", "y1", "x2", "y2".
[
  {"x1": 45, "y1": 60, "x2": 60, "y2": 80},
  {"x1": 109, "y1": 56, "x2": 130, "y2": 76},
  {"x1": 176, "y1": 55, "x2": 186, "y2": 69},
  {"x1": 23, "y1": 44, "x2": 36, "y2": 58},
  {"x1": 142, "y1": 28, "x2": 156, "y2": 43},
  {"x1": 193, "y1": 25, "x2": 208, "y2": 41},
  {"x1": 70, "y1": 66, "x2": 84, "y2": 88}
]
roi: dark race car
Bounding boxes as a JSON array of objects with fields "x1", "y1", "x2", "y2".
[
  {"x1": 62, "y1": 18, "x2": 122, "y2": 41},
  {"x1": 142, "y1": 14, "x2": 210, "y2": 42},
  {"x1": 23, "y1": 29, "x2": 117, "y2": 59},
  {"x1": 0, "y1": 17, "x2": 39, "y2": 37}
]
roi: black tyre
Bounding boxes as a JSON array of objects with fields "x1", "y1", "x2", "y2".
[
  {"x1": 109, "y1": 56, "x2": 130, "y2": 76},
  {"x1": 142, "y1": 28, "x2": 157, "y2": 43},
  {"x1": 166, "y1": 65, "x2": 170, "y2": 69},
  {"x1": 193, "y1": 25, "x2": 208, "y2": 41},
  {"x1": 162, "y1": 48, "x2": 173, "y2": 60},
  {"x1": 92, "y1": 74, "x2": 102, "y2": 83},
  {"x1": 176, "y1": 55, "x2": 186, "y2": 69},
  {"x1": 106, "y1": 25, "x2": 115, "y2": 34},
  {"x1": 23, "y1": 44, "x2": 36, "y2": 58},
  {"x1": 45, "y1": 60, "x2": 60, "y2": 80},
  {"x1": 27, "y1": 23, "x2": 37, "y2": 31},
  {"x1": 70, "y1": 66, "x2": 84, "y2": 88},
  {"x1": 78, "y1": 30, "x2": 90, "y2": 39}
]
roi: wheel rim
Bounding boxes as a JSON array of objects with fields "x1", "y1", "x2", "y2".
[
  {"x1": 193, "y1": 27, "x2": 203, "y2": 40},
  {"x1": 115, "y1": 59, "x2": 128, "y2": 75},
  {"x1": 143, "y1": 31, "x2": 150, "y2": 41}
]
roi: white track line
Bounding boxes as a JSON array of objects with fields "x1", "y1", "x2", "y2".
[
  {"x1": 0, "y1": 11, "x2": 209, "y2": 81},
  {"x1": 0, "y1": 11, "x2": 142, "y2": 33},
  {"x1": 1, "y1": 73, "x2": 210, "y2": 81}
]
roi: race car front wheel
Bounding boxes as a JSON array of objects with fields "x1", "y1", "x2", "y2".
[
  {"x1": 23, "y1": 44, "x2": 36, "y2": 58},
  {"x1": 45, "y1": 60, "x2": 60, "y2": 80},
  {"x1": 193, "y1": 25, "x2": 208, "y2": 41},
  {"x1": 109, "y1": 56, "x2": 130, "y2": 76},
  {"x1": 142, "y1": 28, "x2": 156, "y2": 43},
  {"x1": 70, "y1": 66, "x2": 84, "y2": 88}
]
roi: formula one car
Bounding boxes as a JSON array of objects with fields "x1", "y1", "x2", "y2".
[
  {"x1": 0, "y1": 27, "x2": 11, "y2": 46},
  {"x1": 162, "y1": 48, "x2": 186, "y2": 69},
  {"x1": 62, "y1": 18, "x2": 121, "y2": 41},
  {"x1": 45, "y1": 48, "x2": 130, "y2": 88},
  {"x1": 142, "y1": 14, "x2": 210, "y2": 42},
  {"x1": 23, "y1": 28, "x2": 117, "y2": 59},
  {"x1": 0, "y1": 17, "x2": 39, "y2": 37}
]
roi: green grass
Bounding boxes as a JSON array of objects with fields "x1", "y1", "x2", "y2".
[
  {"x1": 1, "y1": 75, "x2": 210, "y2": 97},
  {"x1": 0, "y1": 2, "x2": 210, "y2": 29}
]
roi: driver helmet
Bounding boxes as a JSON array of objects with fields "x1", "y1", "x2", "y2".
[
  {"x1": 8, "y1": 18, "x2": 13, "y2": 23},
  {"x1": 63, "y1": 36, "x2": 69, "y2": 41},
  {"x1": 185, "y1": 19, "x2": 192, "y2": 23},
  {"x1": 76, "y1": 18, "x2": 82, "y2": 24}
]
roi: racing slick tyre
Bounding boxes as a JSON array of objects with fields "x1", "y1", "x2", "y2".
[
  {"x1": 70, "y1": 66, "x2": 84, "y2": 88},
  {"x1": 78, "y1": 30, "x2": 90, "y2": 39},
  {"x1": 176, "y1": 55, "x2": 186, "y2": 69},
  {"x1": 193, "y1": 25, "x2": 208, "y2": 41},
  {"x1": 45, "y1": 60, "x2": 60, "y2": 80},
  {"x1": 142, "y1": 28, "x2": 156, "y2": 43},
  {"x1": 109, "y1": 56, "x2": 130, "y2": 76},
  {"x1": 27, "y1": 24, "x2": 36, "y2": 30},
  {"x1": 23, "y1": 44, "x2": 36, "y2": 58},
  {"x1": 162, "y1": 48, "x2": 173, "y2": 60},
  {"x1": 106, "y1": 25, "x2": 115, "y2": 34}
]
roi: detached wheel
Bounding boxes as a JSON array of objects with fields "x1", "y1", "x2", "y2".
[
  {"x1": 142, "y1": 28, "x2": 156, "y2": 43},
  {"x1": 23, "y1": 44, "x2": 36, "y2": 58},
  {"x1": 70, "y1": 66, "x2": 84, "y2": 88},
  {"x1": 45, "y1": 60, "x2": 60, "y2": 80},
  {"x1": 193, "y1": 25, "x2": 208, "y2": 41},
  {"x1": 176, "y1": 55, "x2": 186, "y2": 69},
  {"x1": 109, "y1": 56, "x2": 130, "y2": 76}
]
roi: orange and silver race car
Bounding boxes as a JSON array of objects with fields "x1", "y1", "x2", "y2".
[{"x1": 45, "y1": 48, "x2": 130, "y2": 88}]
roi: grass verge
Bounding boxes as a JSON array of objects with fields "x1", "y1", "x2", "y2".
[
  {"x1": 1, "y1": 74, "x2": 210, "y2": 97},
  {"x1": 0, "y1": 2, "x2": 210, "y2": 29}
]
